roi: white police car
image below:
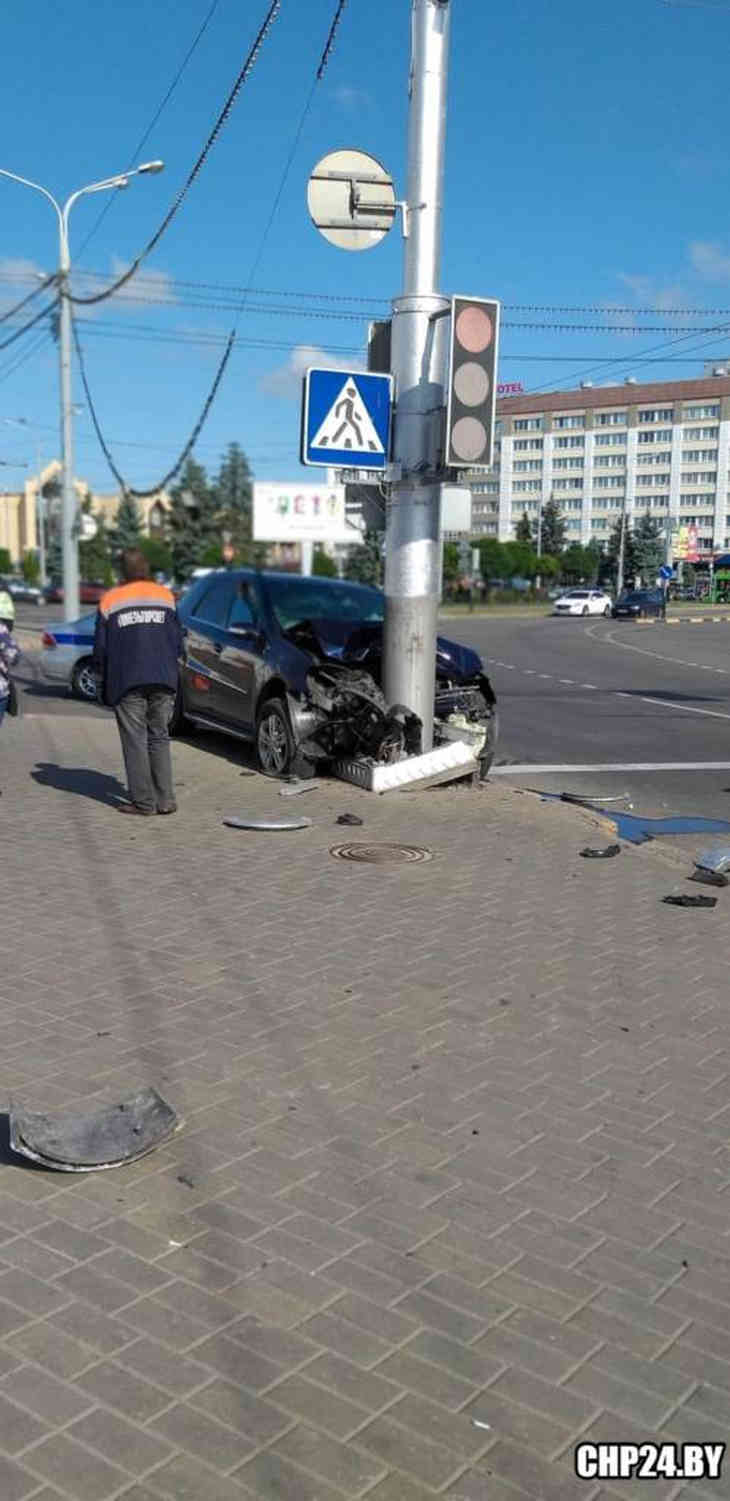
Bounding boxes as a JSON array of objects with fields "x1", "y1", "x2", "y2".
[{"x1": 39, "y1": 612, "x2": 98, "y2": 700}]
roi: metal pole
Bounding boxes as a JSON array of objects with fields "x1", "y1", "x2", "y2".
[
  {"x1": 617, "y1": 496, "x2": 627, "y2": 597},
  {"x1": 384, "y1": 0, "x2": 451, "y2": 750},
  {"x1": 36, "y1": 434, "x2": 46, "y2": 588},
  {"x1": 58, "y1": 218, "x2": 79, "y2": 621},
  {"x1": 535, "y1": 500, "x2": 542, "y2": 591}
]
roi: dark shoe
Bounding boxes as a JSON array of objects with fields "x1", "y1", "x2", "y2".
[
  {"x1": 117, "y1": 802, "x2": 156, "y2": 816},
  {"x1": 157, "y1": 804, "x2": 178, "y2": 815}
]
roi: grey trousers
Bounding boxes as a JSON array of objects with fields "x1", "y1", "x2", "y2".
[{"x1": 114, "y1": 687, "x2": 176, "y2": 813}]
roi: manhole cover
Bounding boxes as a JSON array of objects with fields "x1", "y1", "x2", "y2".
[{"x1": 330, "y1": 842, "x2": 433, "y2": 865}]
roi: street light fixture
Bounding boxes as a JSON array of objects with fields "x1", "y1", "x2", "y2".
[{"x1": 0, "y1": 160, "x2": 165, "y2": 619}]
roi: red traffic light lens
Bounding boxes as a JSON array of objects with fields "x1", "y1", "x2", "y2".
[{"x1": 455, "y1": 305, "x2": 493, "y2": 353}]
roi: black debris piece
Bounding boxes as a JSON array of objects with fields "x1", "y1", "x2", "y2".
[
  {"x1": 9, "y1": 1088, "x2": 179, "y2": 1173},
  {"x1": 337, "y1": 813, "x2": 364, "y2": 826},
  {"x1": 688, "y1": 869, "x2": 729, "y2": 889},
  {"x1": 579, "y1": 845, "x2": 621, "y2": 860},
  {"x1": 662, "y1": 894, "x2": 717, "y2": 909}
]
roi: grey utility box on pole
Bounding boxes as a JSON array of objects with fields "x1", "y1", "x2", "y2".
[{"x1": 384, "y1": 0, "x2": 452, "y2": 752}]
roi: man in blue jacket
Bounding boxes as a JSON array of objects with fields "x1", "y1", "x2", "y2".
[{"x1": 93, "y1": 548, "x2": 183, "y2": 816}]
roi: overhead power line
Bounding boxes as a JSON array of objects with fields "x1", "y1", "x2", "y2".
[
  {"x1": 77, "y1": 0, "x2": 226, "y2": 260},
  {"x1": 0, "y1": 273, "x2": 58, "y2": 328},
  {"x1": 0, "y1": 297, "x2": 58, "y2": 353},
  {"x1": 74, "y1": 0, "x2": 353, "y2": 497},
  {"x1": 69, "y1": 0, "x2": 282, "y2": 306}
]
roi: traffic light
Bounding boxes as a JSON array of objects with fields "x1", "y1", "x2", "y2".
[{"x1": 446, "y1": 296, "x2": 500, "y2": 469}]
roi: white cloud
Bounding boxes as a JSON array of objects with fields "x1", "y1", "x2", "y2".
[
  {"x1": 689, "y1": 240, "x2": 730, "y2": 282},
  {"x1": 69, "y1": 258, "x2": 177, "y2": 312},
  {"x1": 259, "y1": 344, "x2": 365, "y2": 399},
  {"x1": 334, "y1": 84, "x2": 373, "y2": 112}
]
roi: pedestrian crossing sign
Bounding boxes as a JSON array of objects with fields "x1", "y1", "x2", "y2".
[{"x1": 302, "y1": 368, "x2": 393, "y2": 470}]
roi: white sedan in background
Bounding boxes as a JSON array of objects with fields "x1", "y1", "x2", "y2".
[{"x1": 553, "y1": 589, "x2": 613, "y2": 618}]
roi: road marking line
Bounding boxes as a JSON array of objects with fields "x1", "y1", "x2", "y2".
[
  {"x1": 492, "y1": 762, "x2": 730, "y2": 774},
  {"x1": 635, "y1": 696, "x2": 730, "y2": 722},
  {"x1": 538, "y1": 673, "x2": 552, "y2": 679},
  {"x1": 580, "y1": 684, "x2": 598, "y2": 690},
  {"x1": 586, "y1": 623, "x2": 730, "y2": 674},
  {"x1": 559, "y1": 679, "x2": 575, "y2": 685}
]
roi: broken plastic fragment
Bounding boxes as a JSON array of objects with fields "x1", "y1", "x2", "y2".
[
  {"x1": 580, "y1": 845, "x2": 621, "y2": 860},
  {"x1": 472, "y1": 1419, "x2": 492, "y2": 1431},
  {"x1": 695, "y1": 845, "x2": 730, "y2": 874},
  {"x1": 9, "y1": 1088, "x2": 179, "y2": 1173},
  {"x1": 223, "y1": 816, "x2": 313, "y2": 831},
  {"x1": 337, "y1": 813, "x2": 364, "y2": 826},
  {"x1": 279, "y1": 781, "x2": 320, "y2": 797},
  {"x1": 662, "y1": 894, "x2": 717, "y2": 909}
]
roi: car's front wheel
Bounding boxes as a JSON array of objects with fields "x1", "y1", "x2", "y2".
[
  {"x1": 581, "y1": 606, "x2": 589, "y2": 617},
  {"x1": 255, "y1": 697, "x2": 318, "y2": 780},
  {"x1": 71, "y1": 657, "x2": 98, "y2": 702},
  {"x1": 604, "y1": 604, "x2": 611, "y2": 617}
]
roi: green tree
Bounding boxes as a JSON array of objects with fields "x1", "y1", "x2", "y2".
[
  {"x1": 0, "y1": 547, "x2": 11, "y2": 574},
  {"x1": 502, "y1": 540, "x2": 538, "y2": 579},
  {"x1": 111, "y1": 492, "x2": 141, "y2": 558},
  {"x1": 138, "y1": 535, "x2": 173, "y2": 577},
  {"x1": 312, "y1": 547, "x2": 338, "y2": 578},
  {"x1": 344, "y1": 528, "x2": 383, "y2": 586},
  {"x1": 22, "y1": 551, "x2": 40, "y2": 584},
  {"x1": 561, "y1": 543, "x2": 591, "y2": 584},
  {"x1": 633, "y1": 509, "x2": 664, "y2": 584},
  {"x1": 215, "y1": 442, "x2": 253, "y2": 561},
  {"x1": 606, "y1": 514, "x2": 638, "y2": 587},
  {"x1": 535, "y1": 496, "x2": 567, "y2": 555},
  {"x1": 477, "y1": 538, "x2": 508, "y2": 581},
  {"x1": 442, "y1": 541, "x2": 461, "y2": 590},
  {"x1": 515, "y1": 510, "x2": 533, "y2": 544},
  {"x1": 78, "y1": 495, "x2": 113, "y2": 586},
  {"x1": 167, "y1": 458, "x2": 219, "y2": 583}
]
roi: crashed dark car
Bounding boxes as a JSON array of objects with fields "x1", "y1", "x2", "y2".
[
  {"x1": 611, "y1": 588, "x2": 664, "y2": 620},
  {"x1": 175, "y1": 570, "x2": 497, "y2": 779}
]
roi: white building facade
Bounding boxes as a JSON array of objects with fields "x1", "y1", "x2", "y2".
[{"x1": 470, "y1": 374, "x2": 730, "y2": 558}]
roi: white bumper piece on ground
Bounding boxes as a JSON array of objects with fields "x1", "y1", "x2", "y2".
[{"x1": 335, "y1": 739, "x2": 479, "y2": 793}]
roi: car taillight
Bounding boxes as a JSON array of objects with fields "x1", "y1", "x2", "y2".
[{"x1": 41, "y1": 632, "x2": 57, "y2": 648}]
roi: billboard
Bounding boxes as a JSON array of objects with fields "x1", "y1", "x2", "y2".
[
  {"x1": 672, "y1": 523, "x2": 700, "y2": 563},
  {"x1": 253, "y1": 482, "x2": 352, "y2": 544}
]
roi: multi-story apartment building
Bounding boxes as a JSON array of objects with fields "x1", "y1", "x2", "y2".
[{"x1": 470, "y1": 373, "x2": 730, "y2": 558}]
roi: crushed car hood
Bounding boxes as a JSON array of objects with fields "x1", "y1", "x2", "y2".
[{"x1": 292, "y1": 619, "x2": 483, "y2": 684}]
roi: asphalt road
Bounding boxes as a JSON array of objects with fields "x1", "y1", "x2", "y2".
[
  {"x1": 12, "y1": 602, "x2": 730, "y2": 824},
  {"x1": 453, "y1": 613, "x2": 730, "y2": 822}
]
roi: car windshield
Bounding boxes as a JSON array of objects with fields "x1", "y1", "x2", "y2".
[
  {"x1": 265, "y1": 576, "x2": 385, "y2": 631},
  {"x1": 620, "y1": 592, "x2": 645, "y2": 603}
]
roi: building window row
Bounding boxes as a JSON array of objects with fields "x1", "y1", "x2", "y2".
[
  {"x1": 595, "y1": 411, "x2": 627, "y2": 426},
  {"x1": 683, "y1": 449, "x2": 717, "y2": 463},
  {"x1": 595, "y1": 433, "x2": 627, "y2": 447},
  {"x1": 637, "y1": 452, "x2": 672, "y2": 466},
  {"x1": 513, "y1": 438, "x2": 543, "y2": 451},
  {"x1": 553, "y1": 457, "x2": 584, "y2": 470},
  {"x1": 594, "y1": 476, "x2": 625, "y2": 489},
  {"x1": 638, "y1": 407, "x2": 674, "y2": 423},
  {"x1": 638, "y1": 429, "x2": 673, "y2": 445},
  {"x1": 679, "y1": 513, "x2": 715, "y2": 525},
  {"x1": 684, "y1": 404, "x2": 719, "y2": 420},
  {"x1": 636, "y1": 473, "x2": 671, "y2": 487},
  {"x1": 554, "y1": 415, "x2": 585, "y2": 429},
  {"x1": 554, "y1": 436, "x2": 584, "y2": 449},
  {"x1": 513, "y1": 417, "x2": 542, "y2": 431},
  {"x1": 594, "y1": 455, "x2": 625, "y2": 469},
  {"x1": 684, "y1": 425, "x2": 718, "y2": 440},
  {"x1": 552, "y1": 478, "x2": 584, "y2": 490},
  {"x1": 513, "y1": 459, "x2": 543, "y2": 472},
  {"x1": 512, "y1": 480, "x2": 542, "y2": 492}
]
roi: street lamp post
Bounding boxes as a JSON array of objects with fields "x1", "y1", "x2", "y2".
[{"x1": 0, "y1": 161, "x2": 164, "y2": 620}]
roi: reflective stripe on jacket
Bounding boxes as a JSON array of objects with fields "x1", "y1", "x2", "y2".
[{"x1": 93, "y1": 580, "x2": 182, "y2": 707}]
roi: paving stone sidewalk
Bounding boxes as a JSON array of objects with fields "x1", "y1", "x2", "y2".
[{"x1": 1, "y1": 709, "x2": 730, "y2": 1501}]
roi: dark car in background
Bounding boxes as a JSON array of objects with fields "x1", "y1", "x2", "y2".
[
  {"x1": 0, "y1": 575, "x2": 42, "y2": 606},
  {"x1": 175, "y1": 570, "x2": 497, "y2": 779},
  {"x1": 612, "y1": 588, "x2": 664, "y2": 620},
  {"x1": 44, "y1": 580, "x2": 107, "y2": 605}
]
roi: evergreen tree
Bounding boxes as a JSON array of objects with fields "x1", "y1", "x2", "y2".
[
  {"x1": 606, "y1": 514, "x2": 638, "y2": 586},
  {"x1": 78, "y1": 494, "x2": 114, "y2": 586},
  {"x1": 515, "y1": 510, "x2": 533, "y2": 544},
  {"x1": 534, "y1": 496, "x2": 567, "y2": 555},
  {"x1": 633, "y1": 509, "x2": 664, "y2": 584},
  {"x1": 214, "y1": 442, "x2": 253, "y2": 561},
  {"x1": 111, "y1": 493, "x2": 141, "y2": 559},
  {"x1": 343, "y1": 529, "x2": 383, "y2": 586},
  {"x1": 167, "y1": 458, "x2": 218, "y2": 582}
]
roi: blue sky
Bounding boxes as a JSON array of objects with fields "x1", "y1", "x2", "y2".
[{"x1": 2, "y1": 0, "x2": 730, "y2": 492}]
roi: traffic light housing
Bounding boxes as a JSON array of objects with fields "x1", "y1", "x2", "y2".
[{"x1": 446, "y1": 296, "x2": 500, "y2": 469}]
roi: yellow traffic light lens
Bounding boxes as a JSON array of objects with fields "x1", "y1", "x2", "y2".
[{"x1": 454, "y1": 361, "x2": 490, "y2": 407}]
